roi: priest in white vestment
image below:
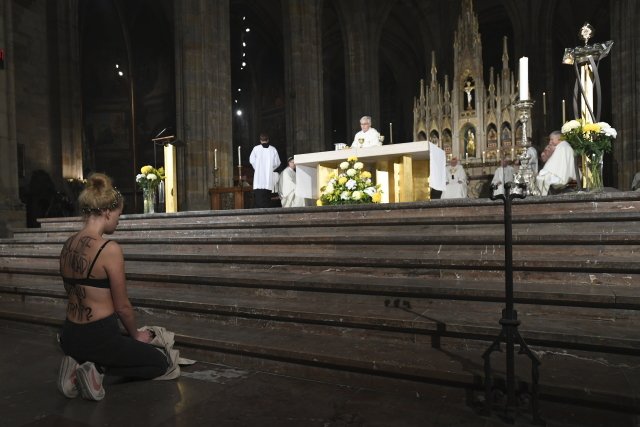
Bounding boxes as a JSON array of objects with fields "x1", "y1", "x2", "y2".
[
  {"x1": 351, "y1": 115, "x2": 381, "y2": 148},
  {"x1": 279, "y1": 157, "x2": 304, "y2": 208},
  {"x1": 442, "y1": 157, "x2": 469, "y2": 199},
  {"x1": 536, "y1": 137, "x2": 576, "y2": 196},
  {"x1": 492, "y1": 158, "x2": 515, "y2": 196}
]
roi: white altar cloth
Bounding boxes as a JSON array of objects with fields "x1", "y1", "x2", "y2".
[{"x1": 294, "y1": 141, "x2": 431, "y2": 201}]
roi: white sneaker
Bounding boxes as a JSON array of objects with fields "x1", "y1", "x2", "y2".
[
  {"x1": 57, "y1": 355, "x2": 79, "y2": 398},
  {"x1": 76, "y1": 362, "x2": 105, "y2": 401}
]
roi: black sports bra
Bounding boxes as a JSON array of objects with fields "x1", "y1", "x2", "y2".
[{"x1": 62, "y1": 240, "x2": 112, "y2": 289}]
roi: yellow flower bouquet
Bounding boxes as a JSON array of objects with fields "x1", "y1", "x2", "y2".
[
  {"x1": 136, "y1": 165, "x2": 165, "y2": 213},
  {"x1": 561, "y1": 119, "x2": 616, "y2": 191},
  {"x1": 561, "y1": 119, "x2": 616, "y2": 157},
  {"x1": 136, "y1": 165, "x2": 165, "y2": 191},
  {"x1": 317, "y1": 156, "x2": 382, "y2": 206}
]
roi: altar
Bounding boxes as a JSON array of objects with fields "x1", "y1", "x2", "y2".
[{"x1": 294, "y1": 141, "x2": 431, "y2": 203}]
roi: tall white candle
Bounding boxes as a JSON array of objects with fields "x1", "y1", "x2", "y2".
[
  {"x1": 542, "y1": 92, "x2": 547, "y2": 115},
  {"x1": 519, "y1": 57, "x2": 529, "y2": 101},
  {"x1": 389, "y1": 123, "x2": 393, "y2": 144},
  {"x1": 238, "y1": 146, "x2": 241, "y2": 167},
  {"x1": 214, "y1": 148, "x2": 218, "y2": 169},
  {"x1": 562, "y1": 99, "x2": 566, "y2": 123}
]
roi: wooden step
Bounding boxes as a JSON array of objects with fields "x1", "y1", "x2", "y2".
[
  {"x1": 1, "y1": 281, "x2": 638, "y2": 354},
  {"x1": 0, "y1": 298, "x2": 637, "y2": 412},
  {"x1": 1, "y1": 260, "x2": 639, "y2": 309}
]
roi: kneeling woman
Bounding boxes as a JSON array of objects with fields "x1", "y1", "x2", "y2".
[{"x1": 57, "y1": 173, "x2": 168, "y2": 400}]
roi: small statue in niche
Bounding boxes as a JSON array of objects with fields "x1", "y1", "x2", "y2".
[{"x1": 465, "y1": 128, "x2": 476, "y2": 158}]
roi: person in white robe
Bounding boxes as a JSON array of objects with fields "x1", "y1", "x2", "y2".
[
  {"x1": 442, "y1": 157, "x2": 468, "y2": 199},
  {"x1": 492, "y1": 158, "x2": 515, "y2": 196},
  {"x1": 536, "y1": 132, "x2": 576, "y2": 196},
  {"x1": 351, "y1": 116, "x2": 381, "y2": 148},
  {"x1": 513, "y1": 140, "x2": 538, "y2": 175},
  {"x1": 525, "y1": 144, "x2": 539, "y2": 174},
  {"x1": 631, "y1": 171, "x2": 640, "y2": 191},
  {"x1": 279, "y1": 157, "x2": 304, "y2": 208},
  {"x1": 249, "y1": 133, "x2": 281, "y2": 208}
]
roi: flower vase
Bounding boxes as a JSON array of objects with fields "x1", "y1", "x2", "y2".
[
  {"x1": 582, "y1": 153, "x2": 604, "y2": 193},
  {"x1": 143, "y1": 187, "x2": 156, "y2": 214}
]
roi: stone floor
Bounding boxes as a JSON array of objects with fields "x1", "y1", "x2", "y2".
[{"x1": 0, "y1": 325, "x2": 637, "y2": 427}]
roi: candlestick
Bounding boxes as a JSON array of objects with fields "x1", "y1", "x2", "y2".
[
  {"x1": 562, "y1": 99, "x2": 566, "y2": 123},
  {"x1": 214, "y1": 148, "x2": 218, "y2": 169},
  {"x1": 238, "y1": 146, "x2": 241, "y2": 167},
  {"x1": 542, "y1": 92, "x2": 546, "y2": 115},
  {"x1": 511, "y1": 99, "x2": 539, "y2": 196},
  {"x1": 519, "y1": 57, "x2": 529, "y2": 101},
  {"x1": 389, "y1": 123, "x2": 393, "y2": 144}
]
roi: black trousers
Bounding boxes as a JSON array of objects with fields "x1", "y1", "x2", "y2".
[
  {"x1": 60, "y1": 314, "x2": 169, "y2": 379},
  {"x1": 253, "y1": 189, "x2": 272, "y2": 208},
  {"x1": 430, "y1": 188, "x2": 442, "y2": 199}
]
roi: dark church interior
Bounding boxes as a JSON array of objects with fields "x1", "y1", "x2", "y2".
[{"x1": 1, "y1": 1, "x2": 639, "y2": 426}]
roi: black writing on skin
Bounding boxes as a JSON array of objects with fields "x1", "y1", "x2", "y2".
[
  {"x1": 64, "y1": 282, "x2": 93, "y2": 321},
  {"x1": 61, "y1": 236, "x2": 96, "y2": 276},
  {"x1": 66, "y1": 301, "x2": 93, "y2": 321}
]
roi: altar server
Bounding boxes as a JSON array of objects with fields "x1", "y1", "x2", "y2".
[
  {"x1": 442, "y1": 157, "x2": 469, "y2": 199},
  {"x1": 492, "y1": 158, "x2": 515, "y2": 196},
  {"x1": 250, "y1": 133, "x2": 281, "y2": 208}
]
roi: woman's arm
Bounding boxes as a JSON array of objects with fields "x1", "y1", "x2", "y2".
[{"x1": 103, "y1": 242, "x2": 150, "y2": 342}]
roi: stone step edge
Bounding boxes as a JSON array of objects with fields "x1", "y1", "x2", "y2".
[
  {"x1": 2, "y1": 289, "x2": 638, "y2": 355},
  {"x1": 0, "y1": 308, "x2": 637, "y2": 412},
  {"x1": 3, "y1": 252, "x2": 638, "y2": 274},
  {"x1": 1, "y1": 269, "x2": 638, "y2": 310},
  {"x1": 24, "y1": 209, "x2": 640, "y2": 233},
  {"x1": 4, "y1": 232, "x2": 640, "y2": 245}
]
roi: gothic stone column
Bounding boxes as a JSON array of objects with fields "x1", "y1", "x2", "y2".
[
  {"x1": 610, "y1": 0, "x2": 640, "y2": 190},
  {"x1": 282, "y1": 0, "x2": 325, "y2": 155},
  {"x1": 0, "y1": 0, "x2": 26, "y2": 236},
  {"x1": 174, "y1": 0, "x2": 232, "y2": 211},
  {"x1": 56, "y1": 0, "x2": 83, "y2": 180},
  {"x1": 336, "y1": 0, "x2": 382, "y2": 139}
]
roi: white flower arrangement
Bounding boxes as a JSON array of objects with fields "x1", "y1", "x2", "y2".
[{"x1": 317, "y1": 156, "x2": 382, "y2": 206}]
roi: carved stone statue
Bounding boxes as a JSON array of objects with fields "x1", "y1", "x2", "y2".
[{"x1": 463, "y1": 79, "x2": 475, "y2": 110}]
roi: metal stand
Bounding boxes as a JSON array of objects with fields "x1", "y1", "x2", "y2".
[
  {"x1": 562, "y1": 23, "x2": 613, "y2": 123},
  {"x1": 512, "y1": 100, "x2": 540, "y2": 197},
  {"x1": 213, "y1": 166, "x2": 219, "y2": 188},
  {"x1": 483, "y1": 182, "x2": 545, "y2": 425},
  {"x1": 237, "y1": 165, "x2": 244, "y2": 188}
]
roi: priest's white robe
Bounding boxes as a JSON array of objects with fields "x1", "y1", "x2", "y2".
[
  {"x1": 279, "y1": 167, "x2": 304, "y2": 207},
  {"x1": 526, "y1": 146, "x2": 539, "y2": 174},
  {"x1": 491, "y1": 165, "x2": 515, "y2": 196},
  {"x1": 351, "y1": 128, "x2": 381, "y2": 148},
  {"x1": 442, "y1": 164, "x2": 468, "y2": 199},
  {"x1": 536, "y1": 141, "x2": 576, "y2": 196}
]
